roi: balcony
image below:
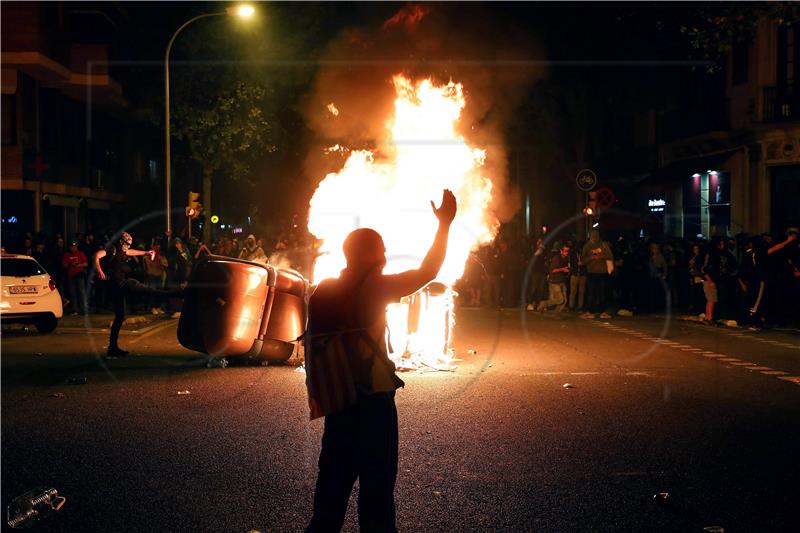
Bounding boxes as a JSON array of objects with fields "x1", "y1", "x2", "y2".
[{"x1": 762, "y1": 86, "x2": 800, "y2": 123}]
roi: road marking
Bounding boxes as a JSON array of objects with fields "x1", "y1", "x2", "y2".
[
  {"x1": 761, "y1": 370, "x2": 789, "y2": 376},
  {"x1": 701, "y1": 353, "x2": 724, "y2": 358},
  {"x1": 730, "y1": 362, "x2": 756, "y2": 366},
  {"x1": 746, "y1": 366, "x2": 773, "y2": 371},
  {"x1": 138, "y1": 320, "x2": 178, "y2": 340},
  {"x1": 777, "y1": 376, "x2": 800, "y2": 385},
  {"x1": 718, "y1": 357, "x2": 742, "y2": 362}
]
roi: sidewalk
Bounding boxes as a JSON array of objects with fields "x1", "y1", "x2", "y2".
[{"x1": 58, "y1": 312, "x2": 174, "y2": 331}]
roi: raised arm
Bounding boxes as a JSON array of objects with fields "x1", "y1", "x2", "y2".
[
  {"x1": 94, "y1": 249, "x2": 107, "y2": 280},
  {"x1": 382, "y1": 189, "x2": 457, "y2": 299}
]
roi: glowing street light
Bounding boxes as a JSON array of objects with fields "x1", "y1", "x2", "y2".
[
  {"x1": 164, "y1": 4, "x2": 256, "y2": 235},
  {"x1": 228, "y1": 4, "x2": 255, "y2": 18}
]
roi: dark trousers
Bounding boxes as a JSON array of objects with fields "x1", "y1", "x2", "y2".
[
  {"x1": 67, "y1": 274, "x2": 87, "y2": 314},
  {"x1": 586, "y1": 273, "x2": 607, "y2": 313},
  {"x1": 307, "y1": 392, "x2": 398, "y2": 533},
  {"x1": 109, "y1": 279, "x2": 179, "y2": 350}
]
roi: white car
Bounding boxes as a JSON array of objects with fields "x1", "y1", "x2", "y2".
[{"x1": 1, "y1": 254, "x2": 63, "y2": 333}]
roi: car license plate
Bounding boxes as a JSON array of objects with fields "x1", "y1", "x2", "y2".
[{"x1": 10, "y1": 286, "x2": 37, "y2": 294}]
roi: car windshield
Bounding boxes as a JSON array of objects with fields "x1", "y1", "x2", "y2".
[{"x1": 1, "y1": 258, "x2": 46, "y2": 277}]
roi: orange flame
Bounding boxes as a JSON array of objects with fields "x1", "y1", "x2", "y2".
[{"x1": 308, "y1": 74, "x2": 498, "y2": 366}]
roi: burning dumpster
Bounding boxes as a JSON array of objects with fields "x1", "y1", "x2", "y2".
[{"x1": 177, "y1": 256, "x2": 308, "y2": 362}]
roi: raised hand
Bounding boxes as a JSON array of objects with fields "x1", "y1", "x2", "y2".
[{"x1": 431, "y1": 189, "x2": 457, "y2": 226}]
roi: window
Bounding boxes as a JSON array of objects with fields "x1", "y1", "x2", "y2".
[
  {"x1": 1, "y1": 94, "x2": 16, "y2": 146},
  {"x1": 0, "y1": 258, "x2": 45, "y2": 277}
]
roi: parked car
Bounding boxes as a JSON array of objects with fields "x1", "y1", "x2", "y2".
[{"x1": 1, "y1": 254, "x2": 63, "y2": 333}]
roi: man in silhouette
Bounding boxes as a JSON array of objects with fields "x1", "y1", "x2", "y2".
[{"x1": 305, "y1": 189, "x2": 457, "y2": 533}]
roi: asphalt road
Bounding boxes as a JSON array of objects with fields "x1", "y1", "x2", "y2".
[{"x1": 2, "y1": 310, "x2": 799, "y2": 532}]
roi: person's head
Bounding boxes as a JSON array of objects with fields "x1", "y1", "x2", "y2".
[
  {"x1": 56, "y1": 235, "x2": 64, "y2": 247},
  {"x1": 35, "y1": 242, "x2": 45, "y2": 253},
  {"x1": 22, "y1": 236, "x2": 32, "y2": 248},
  {"x1": 589, "y1": 230, "x2": 600, "y2": 243},
  {"x1": 761, "y1": 233, "x2": 774, "y2": 245},
  {"x1": 649, "y1": 242, "x2": 661, "y2": 255},
  {"x1": 692, "y1": 244, "x2": 700, "y2": 255},
  {"x1": 85, "y1": 234, "x2": 94, "y2": 243},
  {"x1": 173, "y1": 237, "x2": 183, "y2": 250},
  {"x1": 787, "y1": 227, "x2": 799, "y2": 238},
  {"x1": 343, "y1": 228, "x2": 386, "y2": 272},
  {"x1": 246, "y1": 234, "x2": 257, "y2": 250},
  {"x1": 560, "y1": 243, "x2": 570, "y2": 257},
  {"x1": 119, "y1": 232, "x2": 133, "y2": 254},
  {"x1": 70, "y1": 240, "x2": 79, "y2": 252},
  {"x1": 717, "y1": 238, "x2": 726, "y2": 250}
]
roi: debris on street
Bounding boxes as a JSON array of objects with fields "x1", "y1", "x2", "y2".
[
  {"x1": 295, "y1": 365, "x2": 306, "y2": 374},
  {"x1": 652, "y1": 492, "x2": 670, "y2": 504},
  {"x1": 177, "y1": 390, "x2": 191, "y2": 395},
  {"x1": 467, "y1": 349, "x2": 478, "y2": 355},
  {"x1": 206, "y1": 357, "x2": 228, "y2": 368},
  {"x1": 562, "y1": 383, "x2": 575, "y2": 389},
  {"x1": 6, "y1": 487, "x2": 66, "y2": 529}
]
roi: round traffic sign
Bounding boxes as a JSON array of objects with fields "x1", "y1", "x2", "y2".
[
  {"x1": 576, "y1": 169, "x2": 597, "y2": 191},
  {"x1": 595, "y1": 187, "x2": 615, "y2": 209},
  {"x1": 210, "y1": 215, "x2": 219, "y2": 224}
]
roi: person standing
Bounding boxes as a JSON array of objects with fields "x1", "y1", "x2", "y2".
[
  {"x1": 648, "y1": 242, "x2": 668, "y2": 312},
  {"x1": 239, "y1": 234, "x2": 267, "y2": 263},
  {"x1": 94, "y1": 232, "x2": 181, "y2": 357},
  {"x1": 305, "y1": 190, "x2": 457, "y2": 533},
  {"x1": 61, "y1": 240, "x2": 88, "y2": 315},
  {"x1": 688, "y1": 243, "x2": 706, "y2": 314},
  {"x1": 143, "y1": 242, "x2": 169, "y2": 315},
  {"x1": 569, "y1": 240, "x2": 587, "y2": 312},
  {"x1": 581, "y1": 230, "x2": 613, "y2": 319}
]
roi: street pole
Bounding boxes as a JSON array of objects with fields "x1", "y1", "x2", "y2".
[{"x1": 164, "y1": 12, "x2": 226, "y2": 237}]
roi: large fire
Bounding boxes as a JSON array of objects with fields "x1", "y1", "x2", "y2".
[{"x1": 308, "y1": 75, "x2": 497, "y2": 369}]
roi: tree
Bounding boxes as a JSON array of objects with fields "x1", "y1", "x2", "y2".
[
  {"x1": 171, "y1": 76, "x2": 276, "y2": 241},
  {"x1": 681, "y1": 2, "x2": 799, "y2": 72}
]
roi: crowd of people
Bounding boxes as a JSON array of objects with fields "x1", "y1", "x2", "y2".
[
  {"x1": 6, "y1": 225, "x2": 800, "y2": 328},
  {"x1": 457, "y1": 227, "x2": 800, "y2": 329},
  {"x1": 4, "y1": 229, "x2": 314, "y2": 317}
]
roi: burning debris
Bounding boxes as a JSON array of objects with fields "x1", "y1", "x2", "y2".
[
  {"x1": 303, "y1": 3, "x2": 544, "y2": 371},
  {"x1": 308, "y1": 75, "x2": 498, "y2": 370}
]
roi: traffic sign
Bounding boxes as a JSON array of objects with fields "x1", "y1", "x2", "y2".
[
  {"x1": 595, "y1": 187, "x2": 615, "y2": 209},
  {"x1": 576, "y1": 169, "x2": 597, "y2": 191},
  {"x1": 210, "y1": 215, "x2": 219, "y2": 224}
]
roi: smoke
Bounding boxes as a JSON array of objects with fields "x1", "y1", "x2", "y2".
[{"x1": 302, "y1": 3, "x2": 546, "y2": 223}]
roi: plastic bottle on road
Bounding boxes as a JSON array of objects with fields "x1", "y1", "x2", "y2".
[{"x1": 6, "y1": 487, "x2": 66, "y2": 529}]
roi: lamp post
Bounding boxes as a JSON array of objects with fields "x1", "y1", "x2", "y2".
[{"x1": 164, "y1": 4, "x2": 255, "y2": 236}]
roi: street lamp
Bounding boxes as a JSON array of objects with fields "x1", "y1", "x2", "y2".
[{"x1": 164, "y1": 4, "x2": 255, "y2": 236}]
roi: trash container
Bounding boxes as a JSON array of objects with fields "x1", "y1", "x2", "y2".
[{"x1": 177, "y1": 255, "x2": 308, "y2": 361}]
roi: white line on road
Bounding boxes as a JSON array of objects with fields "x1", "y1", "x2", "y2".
[
  {"x1": 761, "y1": 370, "x2": 790, "y2": 376},
  {"x1": 777, "y1": 376, "x2": 800, "y2": 385}
]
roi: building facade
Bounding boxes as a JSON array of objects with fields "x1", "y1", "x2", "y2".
[
  {"x1": 638, "y1": 18, "x2": 799, "y2": 240},
  {"x1": 1, "y1": 2, "x2": 131, "y2": 247}
]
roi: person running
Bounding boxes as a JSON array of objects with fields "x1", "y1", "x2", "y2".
[
  {"x1": 304, "y1": 189, "x2": 457, "y2": 533},
  {"x1": 94, "y1": 232, "x2": 182, "y2": 357}
]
